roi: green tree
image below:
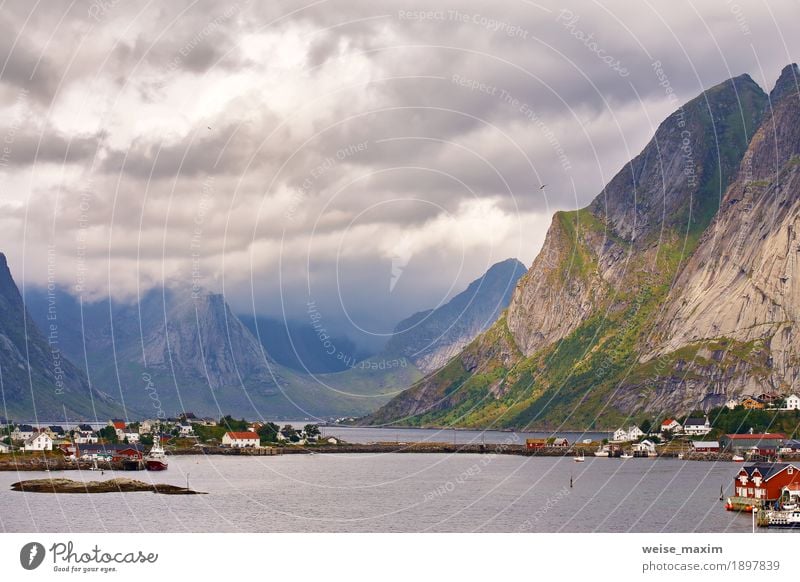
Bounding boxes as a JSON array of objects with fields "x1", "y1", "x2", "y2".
[
  {"x1": 258, "y1": 422, "x2": 280, "y2": 444},
  {"x1": 304, "y1": 424, "x2": 321, "y2": 439},
  {"x1": 219, "y1": 415, "x2": 248, "y2": 432},
  {"x1": 281, "y1": 425, "x2": 299, "y2": 442},
  {"x1": 97, "y1": 426, "x2": 118, "y2": 444},
  {"x1": 639, "y1": 419, "x2": 652, "y2": 435}
]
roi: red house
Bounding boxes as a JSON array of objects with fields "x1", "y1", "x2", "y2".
[
  {"x1": 733, "y1": 463, "x2": 800, "y2": 502},
  {"x1": 111, "y1": 446, "x2": 143, "y2": 461},
  {"x1": 526, "y1": 439, "x2": 547, "y2": 449}
]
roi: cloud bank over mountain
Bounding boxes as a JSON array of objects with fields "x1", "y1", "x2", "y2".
[{"x1": 0, "y1": 0, "x2": 797, "y2": 348}]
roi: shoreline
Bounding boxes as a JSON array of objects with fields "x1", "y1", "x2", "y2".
[{"x1": 2, "y1": 444, "x2": 790, "y2": 471}]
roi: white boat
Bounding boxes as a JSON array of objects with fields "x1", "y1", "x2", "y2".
[
  {"x1": 594, "y1": 447, "x2": 609, "y2": 457},
  {"x1": 620, "y1": 453, "x2": 633, "y2": 459},
  {"x1": 732, "y1": 454, "x2": 745, "y2": 462},
  {"x1": 574, "y1": 454, "x2": 585, "y2": 462}
]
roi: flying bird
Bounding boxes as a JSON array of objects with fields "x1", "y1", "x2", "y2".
[{"x1": 539, "y1": 184, "x2": 547, "y2": 189}]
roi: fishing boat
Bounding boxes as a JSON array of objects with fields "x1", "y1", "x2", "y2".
[
  {"x1": 145, "y1": 439, "x2": 168, "y2": 471},
  {"x1": 574, "y1": 453, "x2": 585, "y2": 462},
  {"x1": 732, "y1": 454, "x2": 745, "y2": 462},
  {"x1": 594, "y1": 447, "x2": 609, "y2": 457},
  {"x1": 620, "y1": 453, "x2": 633, "y2": 459}
]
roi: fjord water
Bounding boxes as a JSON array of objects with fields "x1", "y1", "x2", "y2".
[{"x1": 0, "y1": 455, "x2": 759, "y2": 533}]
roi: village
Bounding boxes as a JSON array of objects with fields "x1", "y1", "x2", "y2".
[{"x1": 0, "y1": 413, "x2": 340, "y2": 465}]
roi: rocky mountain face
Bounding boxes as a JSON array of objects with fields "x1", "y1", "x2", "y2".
[
  {"x1": 239, "y1": 315, "x2": 372, "y2": 374},
  {"x1": 367, "y1": 69, "x2": 781, "y2": 429},
  {"x1": 629, "y1": 64, "x2": 800, "y2": 412},
  {"x1": 0, "y1": 254, "x2": 120, "y2": 420},
  {"x1": 384, "y1": 258, "x2": 527, "y2": 373},
  {"x1": 25, "y1": 287, "x2": 402, "y2": 419}
]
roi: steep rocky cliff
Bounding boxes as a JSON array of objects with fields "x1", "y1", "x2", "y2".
[
  {"x1": 0, "y1": 253, "x2": 121, "y2": 419},
  {"x1": 623, "y1": 64, "x2": 800, "y2": 412},
  {"x1": 367, "y1": 70, "x2": 773, "y2": 428}
]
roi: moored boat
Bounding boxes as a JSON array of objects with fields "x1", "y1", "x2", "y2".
[{"x1": 145, "y1": 439, "x2": 168, "y2": 471}]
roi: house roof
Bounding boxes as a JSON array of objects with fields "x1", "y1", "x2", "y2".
[
  {"x1": 724, "y1": 433, "x2": 786, "y2": 440},
  {"x1": 741, "y1": 463, "x2": 798, "y2": 481},
  {"x1": 684, "y1": 417, "x2": 707, "y2": 426},
  {"x1": 111, "y1": 421, "x2": 126, "y2": 430},
  {"x1": 15, "y1": 424, "x2": 34, "y2": 431},
  {"x1": 225, "y1": 432, "x2": 259, "y2": 440},
  {"x1": 23, "y1": 432, "x2": 52, "y2": 444},
  {"x1": 692, "y1": 441, "x2": 719, "y2": 448},
  {"x1": 661, "y1": 418, "x2": 678, "y2": 425},
  {"x1": 48, "y1": 425, "x2": 65, "y2": 432},
  {"x1": 782, "y1": 440, "x2": 800, "y2": 448},
  {"x1": 77, "y1": 424, "x2": 94, "y2": 431}
]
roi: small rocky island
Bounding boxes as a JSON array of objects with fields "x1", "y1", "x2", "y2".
[{"x1": 11, "y1": 478, "x2": 205, "y2": 495}]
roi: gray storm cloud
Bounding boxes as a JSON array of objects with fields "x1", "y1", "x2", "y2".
[{"x1": 0, "y1": 0, "x2": 797, "y2": 349}]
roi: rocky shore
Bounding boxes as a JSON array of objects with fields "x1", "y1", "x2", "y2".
[{"x1": 11, "y1": 477, "x2": 205, "y2": 494}]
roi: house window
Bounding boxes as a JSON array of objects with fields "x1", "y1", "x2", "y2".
[{"x1": 789, "y1": 467, "x2": 794, "y2": 475}]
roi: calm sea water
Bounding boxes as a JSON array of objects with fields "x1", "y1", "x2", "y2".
[
  {"x1": 0, "y1": 454, "x2": 767, "y2": 533},
  {"x1": 318, "y1": 425, "x2": 609, "y2": 444}
]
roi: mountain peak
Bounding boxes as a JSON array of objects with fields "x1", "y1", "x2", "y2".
[{"x1": 770, "y1": 63, "x2": 799, "y2": 101}]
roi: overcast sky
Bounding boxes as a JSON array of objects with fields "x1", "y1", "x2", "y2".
[{"x1": 0, "y1": 0, "x2": 798, "y2": 349}]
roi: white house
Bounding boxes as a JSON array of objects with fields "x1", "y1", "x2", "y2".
[
  {"x1": 783, "y1": 395, "x2": 800, "y2": 411},
  {"x1": 222, "y1": 432, "x2": 260, "y2": 448},
  {"x1": 23, "y1": 432, "x2": 53, "y2": 451},
  {"x1": 627, "y1": 426, "x2": 645, "y2": 440},
  {"x1": 139, "y1": 420, "x2": 153, "y2": 434},
  {"x1": 176, "y1": 424, "x2": 194, "y2": 436},
  {"x1": 74, "y1": 431, "x2": 98, "y2": 444},
  {"x1": 0, "y1": 442, "x2": 11, "y2": 454},
  {"x1": 660, "y1": 419, "x2": 682, "y2": 433},
  {"x1": 613, "y1": 425, "x2": 645, "y2": 442},
  {"x1": 11, "y1": 425, "x2": 36, "y2": 441},
  {"x1": 682, "y1": 416, "x2": 712, "y2": 436},
  {"x1": 632, "y1": 439, "x2": 657, "y2": 455},
  {"x1": 725, "y1": 398, "x2": 740, "y2": 410},
  {"x1": 122, "y1": 432, "x2": 140, "y2": 443}
]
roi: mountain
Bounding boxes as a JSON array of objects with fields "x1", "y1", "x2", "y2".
[
  {"x1": 366, "y1": 70, "x2": 774, "y2": 429},
  {"x1": 384, "y1": 258, "x2": 527, "y2": 373},
  {"x1": 24, "y1": 287, "x2": 402, "y2": 419},
  {"x1": 631, "y1": 64, "x2": 800, "y2": 412},
  {"x1": 0, "y1": 253, "x2": 120, "y2": 420},
  {"x1": 239, "y1": 315, "x2": 372, "y2": 374}
]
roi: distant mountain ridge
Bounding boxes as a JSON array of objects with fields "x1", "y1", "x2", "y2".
[{"x1": 384, "y1": 258, "x2": 527, "y2": 373}]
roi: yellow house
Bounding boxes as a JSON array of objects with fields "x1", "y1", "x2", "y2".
[{"x1": 742, "y1": 397, "x2": 765, "y2": 410}]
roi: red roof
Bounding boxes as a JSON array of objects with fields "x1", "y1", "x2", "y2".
[
  {"x1": 112, "y1": 421, "x2": 125, "y2": 430},
  {"x1": 724, "y1": 433, "x2": 786, "y2": 440},
  {"x1": 661, "y1": 419, "x2": 676, "y2": 425},
  {"x1": 225, "y1": 432, "x2": 259, "y2": 440}
]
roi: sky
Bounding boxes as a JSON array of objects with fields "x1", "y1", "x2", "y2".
[{"x1": 0, "y1": 0, "x2": 798, "y2": 350}]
